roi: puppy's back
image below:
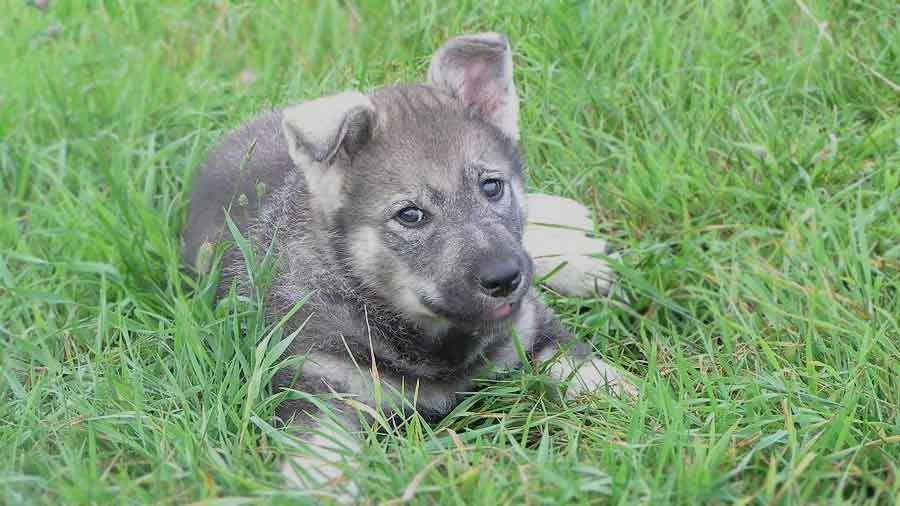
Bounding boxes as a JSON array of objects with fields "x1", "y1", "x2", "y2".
[{"x1": 183, "y1": 111, "x2": 294, "y2": 268}]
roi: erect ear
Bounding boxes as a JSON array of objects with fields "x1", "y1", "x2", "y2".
[
  {"x1": 428, "y1": 32, "x2": 520, "y2": 141},
  {"x1": 281, "y1": 91, "x2": 376, "y2": 167}
]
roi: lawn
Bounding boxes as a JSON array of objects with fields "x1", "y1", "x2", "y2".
[{"x1": 1, "y1": 1, "x2": 899, "y2": 504}]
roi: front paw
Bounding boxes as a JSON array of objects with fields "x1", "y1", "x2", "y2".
[
  {"x1": 281, "y1": 424, "x2": 361, "y2": 503},
  {"x1": 565, "y1": 356, "x2": 639, "y2": 399},
  {"x1": 282, "y1": 456, "x2": 359, "y2": 504},
  {"x1": 540, "y1": 351, "x2": 639, "y2": 400},
  {"x1": 523, "y1": 193, "x2": 617, "y2": 298}
]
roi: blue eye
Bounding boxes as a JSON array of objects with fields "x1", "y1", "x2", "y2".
[
  {"x1": 395, "y1": 207, "x2": 427, "y2": 226},
  {"x1": 481, "y1": 179, "x2": 504, "y2": 200}
]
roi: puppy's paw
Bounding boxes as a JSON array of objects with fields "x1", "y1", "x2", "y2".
[
  {"x1": 281, "y1": 425, "x2": 361, "y2": 503},
  {"x1": 564, "y1": 356, "x2": 639, "y2": 399},
  {"x1": 540, "y1": 352, "x2": 639, "y2": 400},
  {"x1": 528, "y1": 247, "x2": 617, "y2": 298},
  {"x1": 282, "y1": 456, "x2": 359, "y2": 504},
  {"x1": 525, "y1": 193, "x2": 596, "y2": 230},
  {"x1": 524, "y1": 193, "x2": 617, "y2": 298}
]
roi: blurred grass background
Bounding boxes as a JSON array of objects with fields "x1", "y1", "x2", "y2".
[{"x1": 1, "y1": 0, "x2": 898, "y2": 504}]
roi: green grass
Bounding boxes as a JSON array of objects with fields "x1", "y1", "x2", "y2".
[{"x1": 2, "y1": 0, "x2": 899, "y2": 504}]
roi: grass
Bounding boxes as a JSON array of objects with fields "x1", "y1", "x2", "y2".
[{"x1": 1, "y1": 0, "x2": 899, "y2": 504}]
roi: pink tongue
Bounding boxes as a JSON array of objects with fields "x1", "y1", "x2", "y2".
[{"x1": 492, "y1": 303, "x2": 512, "y2": 319}]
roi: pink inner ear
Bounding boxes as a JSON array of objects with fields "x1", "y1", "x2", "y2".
[{"x1": 462, "y1": 60, "x2": 501, "y2": 121}]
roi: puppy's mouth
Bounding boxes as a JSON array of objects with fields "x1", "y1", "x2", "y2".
[
  {"x1": 419, "y1": 293, "x2": 523, "y2": 324},
  {"x1": 489, "y1": 302, "x2": 514, "y2": 320}
]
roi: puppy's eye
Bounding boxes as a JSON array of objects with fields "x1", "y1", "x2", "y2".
[
  {"x1": 395, "y1": 206, "x2": 427, "y2": 226},
  {"x1": 481, "y1": 179, "x2": 504, "y2": 200}
]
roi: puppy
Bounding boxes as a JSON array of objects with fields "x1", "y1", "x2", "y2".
[{"x1": 183, "y1": 32, "x2": 637, "y2": 496}]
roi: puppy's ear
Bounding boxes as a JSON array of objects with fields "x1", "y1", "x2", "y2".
[
  {"x1": 428, "y1": 32, "x2": 520, "y2": 141},
  {"x1": 281, "y1": 91, "x2": 376, "y2": 167},
  {"x1": 282, "y1": 91, "x2": 375, "y2": 212}
]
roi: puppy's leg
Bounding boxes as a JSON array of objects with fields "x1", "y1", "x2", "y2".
[
  {"x1": 275, "y1": 355, "x2": 372, "y2": 502},
  {"x1": 536, "y1": 345, "x2": 639, "y2": 399},
  {"x1": 528, "y1": 302, "x2": 638, "y2": 399},
  {"x1": 524, "y1": 193, "x2": 617, "y2": 298},
  {"x1": 281, "y1": 416, "x2": 361, "y2": 502}
]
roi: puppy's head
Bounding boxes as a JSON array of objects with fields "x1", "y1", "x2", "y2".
[{"x1": 282, "y1": 33, "x2": 530, "y2": 336}]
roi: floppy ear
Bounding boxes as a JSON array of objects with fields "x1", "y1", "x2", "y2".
[
  {"x1": 281, "y1": 91, "x2": 375, "y2": 212},
  {"x1": 428, "y1": 32, "x2": 520, "y2": 141},
  {"x1": 281, "y1": 91, "x2": 376, "y2": 167}
]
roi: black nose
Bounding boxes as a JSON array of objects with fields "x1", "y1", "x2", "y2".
[{"x1": 477, "y1": 257, "x2": 522, "y2": 297}]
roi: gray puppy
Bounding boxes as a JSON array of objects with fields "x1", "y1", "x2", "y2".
[{"x1": 183, "y1": 32, "x2": 636, "y2": 494}]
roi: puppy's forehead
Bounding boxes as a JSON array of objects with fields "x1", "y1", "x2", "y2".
[
  {"x1": 359, "y1": 85, "x2": 519, "y2": 193},
  {"x1": 377, "y1": 165, "x2": 483, "y2": 205}
]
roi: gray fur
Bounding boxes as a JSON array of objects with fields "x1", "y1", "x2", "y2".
[{"x1": 183, "y1": 32, "x2": 634, "y2": 492}]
